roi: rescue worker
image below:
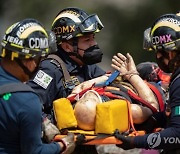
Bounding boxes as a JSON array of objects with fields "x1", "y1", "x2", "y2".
[
  {"x1": 0, "y1": 18, "x2": 75, "y2": 154},
  {"x1": 113, "y1": 12, "x2": 180, "y2": 154},
  {"x1": 27, "y1": 7, "x2": 106, "y2": 118},
  {"x1": 27, "y1": 7, "x2": 107, "y2": 154}
]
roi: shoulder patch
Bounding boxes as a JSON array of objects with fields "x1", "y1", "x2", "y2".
[
  {"x1": 33, "y1": 70, "x2": 53, "y2": 89},
  {"x1": 175, "y1": 106, "x2": 180, "y2": 116}
]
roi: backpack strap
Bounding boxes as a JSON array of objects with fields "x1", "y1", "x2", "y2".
[
  {"x1": 0, "y1": 83, "x2": 35, "y2": 95},
  {"x1": 47, "y1": 54, "x2": 71, "y2": 82},
  {"x1": 0, "y1": 83, "x2": 45, "y2": 113},
  {"x1": 46, "y1": 54, "x2": 75, "y2": 90}
]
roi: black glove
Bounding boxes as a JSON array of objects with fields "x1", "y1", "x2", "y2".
[
  {"x1": 114, "y1": 129, "x2": 135, "y2": 150},
  {"x1": 135, "y1": 111, "x2": 167, "y2": 134},
  {"x1": 135, "y1": 115, "x2": 158, "y2": 133},
  {"x1": 60, "y1": 133, "x2": 75, "y2": 154}
]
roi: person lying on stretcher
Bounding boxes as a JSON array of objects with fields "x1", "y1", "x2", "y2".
[{"x1": 67, "y1": 53, "x2": 170, "y2": 132}]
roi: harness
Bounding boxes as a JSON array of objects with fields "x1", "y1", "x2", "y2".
[
  {"x1": 68, "y1": 82, "x2": 164, "y2": 114},
  {"x1": 46, "y1": 54, "x2": 165, "y2": 113},
  {"x1": 0, "y1": 82, "x2": 46, "y2": 106},
  {"x1": 44, "y1": 55, "x2": 167, "y2": 144}
]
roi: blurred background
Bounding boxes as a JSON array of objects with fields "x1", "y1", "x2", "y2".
[{"x1": 0, "y1": 0, "x2": 179, "y2": 71}]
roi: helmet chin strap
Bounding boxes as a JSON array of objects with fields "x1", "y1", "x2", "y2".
[
  {"x1": 15, "y1": 59, "x2": 32, "y2": 77},
  {"x1": 66, "y1": 37, "x2": 83, "y2": 60},
  {"x1": 72, "y1": 37, "x2": 78, "y2": 53}
]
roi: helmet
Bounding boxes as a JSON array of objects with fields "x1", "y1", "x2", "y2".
[
  {"x1": 1, "y1": 18, "x2": 49, "y2": 60},
  {"x1": 137, "y1": 62, "x2": 170, "y2": 83},
  {"x1": 137, "y1": 62, "x2": 160, "y2": 82},
  {"x1": 51, "y1": 7, "x2": 104, "y2": 44},
  {"x1": 143, "y1": 13, "x2": 180, "y2": 52}
]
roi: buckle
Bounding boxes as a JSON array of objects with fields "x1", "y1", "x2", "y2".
[
  {"x1": 63, "y1": 76, "x2": 80, "y2": 90},
  {"x1": 64, "y1": 80, "x2": 75, "y2": 90}
]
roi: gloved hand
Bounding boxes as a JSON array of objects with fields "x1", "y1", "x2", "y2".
[
  {"x1": 59, "y1": 133, "x2": 75, "y2": 154},
  {"x1": 42, "y1": 117, "x2": 60, "y2": 143},
  {"x1": 114, "y1": 129, "x2": 135, "y2": 150},
  {"x1": 135, "y1": 115, "x2": 158, "y2": 133}
]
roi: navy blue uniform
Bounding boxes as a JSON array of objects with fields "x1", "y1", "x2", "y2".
[
  {"x1": 134, "y1": 68, "x2": 180, "y2": 152},
  {"x1": 27, "y1": 47, "x2": 106, "y2": 113},
  {"x1": 0, "y1": 66, "x2": 61, "y2": 154}
]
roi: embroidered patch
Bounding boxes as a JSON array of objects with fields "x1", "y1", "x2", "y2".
[
  {"x1": 175, "y1": 106, "x2": 180, "y2": 116},
  {"x1": 33, "y1": 70, "x2": 53, "y2": 89}
]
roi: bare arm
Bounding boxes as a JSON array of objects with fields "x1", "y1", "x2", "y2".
[
  {"x1": 111, "y1": 53, "x2": 159, "y2": 110},
  {"x1": 68, "y1": 75, "x2": 109, "y2": 98}
]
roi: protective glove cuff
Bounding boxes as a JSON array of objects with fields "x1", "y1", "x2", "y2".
[{"x1": 114, "y1": 129, "x2": 135, "y2": 150}]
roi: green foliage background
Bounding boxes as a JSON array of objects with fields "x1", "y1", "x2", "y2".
[{"x1": 0, "y1": 0, "x2": 179, "y2": 71}]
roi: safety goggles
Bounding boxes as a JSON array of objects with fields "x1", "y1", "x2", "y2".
[{"x1": 79, "y1": 14, "x2": 104, "y2": 33}]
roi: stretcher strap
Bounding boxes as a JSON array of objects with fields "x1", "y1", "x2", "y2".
[
  {"x1": 0, "y1": 83, "x2": 35, "y2": 95},
  {"x1": 126, "y1": 100, "x2": 137, "y2": 135},
  {"x1": 146, "y1": 82, "x2": 164, "y2": 112},
  {"x1": 67, "y1": 83, "x2": 95, "y2": 102},
  {"x1": 47, "y1": 54, "x2": 71, "y2": 82}
]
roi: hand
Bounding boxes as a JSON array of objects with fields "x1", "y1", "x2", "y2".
[
  {"x1": 42, "y1": 117, "x2": 60, "y2": 143},
  {"x1": 126, "y1": 53, "x2": 137, "y2": 73},
  {"x1": 59, "y1": 133, "x2": 75, "y2": 154},
  {"x1": 111, "y1": 53, "x2": 138, "y2": 80},
  {"x1": 112, "y1": 53, "x2": 129, "y2": 75},
  {"x1": 114, "y1": 129, "x2": 135, "y2": 150}
]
